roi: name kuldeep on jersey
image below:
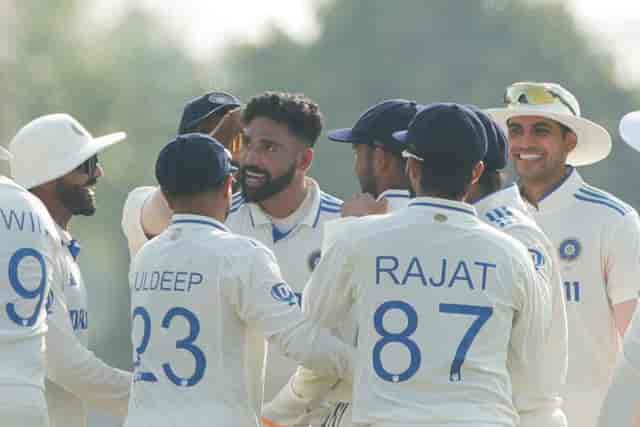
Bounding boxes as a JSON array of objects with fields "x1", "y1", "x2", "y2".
[{"x1": 132, "y1": 270, "x2": 204, "y2": 293}]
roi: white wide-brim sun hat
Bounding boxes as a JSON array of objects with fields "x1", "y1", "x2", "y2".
[
  {"x1": 620, "y1": 111, "x2": 640, "y2": 152},
  {"x1": 0, "y1": 145, "x2": 11, "y2": 161},
  {"x1": 9, "y1": 113, "x2": 126, "y2": 189},
  {"x1": 486, "y1": 82, "x2": 611, "y2": 167}
]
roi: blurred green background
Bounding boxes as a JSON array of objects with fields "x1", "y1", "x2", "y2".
[{"x1": 1, "y1": 0, "x2": 639, "y2": 424}]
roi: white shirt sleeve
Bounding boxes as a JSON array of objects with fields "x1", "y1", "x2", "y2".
[
  {"x1": 598, "y1": 308, "x2": 640, "y2": 426},
  {"x1": 507, "y1": 226, "x2": 568, "y2": 424},
  {"x1": 229, "y1": 243, "x2": 353, "y2": 380},
  {"x1": 121, "y1": 186, "x2": 155, "y2": 259},
  {"x1": 506, "y1": 245, "x2": 559, "y2": 427},
  {"x1": 604, "y1": 212, "x2": 640, "y2": 305},
  {"x1": 45, "y1": 280, "x2": 131, "y2": 416}
]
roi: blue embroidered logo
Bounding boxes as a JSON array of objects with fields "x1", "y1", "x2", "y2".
[
  {"x1": 270, "y1": 282, "x2": 299, "y2": 306},
  {"x1": 308, "y1": 249, "x2": 322, "y2": 271},
  {"x1": 528, "y1": 248, "x2": 545, "y2": 270},
  {"x1": 559, "y1": 238, "x2": 581, "y2": 262}
]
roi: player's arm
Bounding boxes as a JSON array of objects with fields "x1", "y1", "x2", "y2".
[
  {"x1": 121, "y1": 186, "x2": 170, "y2": 257},
  {"x1": 604, "y1": 212, "x2": 640, "y2": 336},
  {"x1": 507, "y1": 245, "x2": 562, "y2": 427},
  {"x1": 598, "y1": 310, "x2": 640, "y2": 426},
  {"x1": 45, "y1": 265, "x2": 131, "y2": 416},
  {"x1": 233, "y1": 243, "x2": 353, "y2": 379},
  {"x1": 261, "y1": 235, "x2": 359, "y2": 426}
]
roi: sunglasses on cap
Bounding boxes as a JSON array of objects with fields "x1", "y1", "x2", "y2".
[
  {"x1": 504, "y1": 82, "x2": 578, "y2": 116},
  {"x1": 75, "y1": 154, "x2": 99, "y2": 176}
]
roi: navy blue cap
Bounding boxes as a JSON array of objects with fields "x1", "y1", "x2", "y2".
[
  {"x1": 393, "y1": 103, "x2": 487, "y2": 164},
  {"x1": 156, "y1": 133, "x2": 238, "y2": 195},
  {"x1": 327, "y1": 99, "x2": 419, "y2": 152},
  {"x1": 465, "y1": 105, "x2": 508, "y2": 171},
  {"x1": 178, "y1": 91, "x2": 241, "y2": 134}
]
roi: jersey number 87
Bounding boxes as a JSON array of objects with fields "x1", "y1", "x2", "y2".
[{"x1": 372, "y1": 300, "x2": 493, "y2": 383}]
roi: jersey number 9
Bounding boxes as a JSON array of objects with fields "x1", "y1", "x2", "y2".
[{"x1": 5, "y1": 248, "x2": 48, "y2": 327}]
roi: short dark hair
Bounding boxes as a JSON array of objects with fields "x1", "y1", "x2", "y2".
[
  {"x1": 243, "y1": 92, "x2": 323, "y2": 147},
  {"x1": 476, "y1": 169, "x2": 506, "y2": 198},
  {"x1": 418, "y1": 157, "x2": 476, "y2": 200}
]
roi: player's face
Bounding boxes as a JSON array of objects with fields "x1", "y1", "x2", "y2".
[
  {"x1": 508, "y1": 116, "x2": 576, "y2": 185},
  {"x1": 353, "y1": 143, "x2": 378, "y2": 196},
  {"x1": 239, "y1": 117, "x2": 306, "y2": 202},
  {"x1": 55, "y1": 155, "x2": 103, "y2": 216}
]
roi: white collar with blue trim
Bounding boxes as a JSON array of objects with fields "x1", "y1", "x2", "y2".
[
  {"x1": 170, "y1": 213, "x2": 229, "y2": 232},
  {"x1": 378, "y1": 188, "x2": 411, "y2": 211},
  {"x1": 523, "y1": 167, "x2": 583, "y2": 213},
  {"x1": 245, "y1": 178, "x2": 336, "y2": 228},
  {"x1": 408, "y1": 196, "x2": 478, "y2": 222},
  {"x1": 474, "y1": 183, "x2": 529, "y2": 218}
]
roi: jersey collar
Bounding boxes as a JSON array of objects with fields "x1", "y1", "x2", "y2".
[
  {"x1": 408, "y1": 196, "x2": 478, "y2": 223},
  {"x1": 246, "y1": 177, "x2": 323, "y2": 228},
  {"x1": 170, "y1": 213, "x2": 229, "y2": 232},
  {"x1": 474, "y1": 183, "x2": 529, "y2": 218},
  {"x1": 378, "y1": 188, "x2": 411, "y2": 211},
  {"x1": 522, "y1": 166, "x2": 583, "y2": 213}
]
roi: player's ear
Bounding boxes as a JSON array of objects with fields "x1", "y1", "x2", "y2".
[
  {"x1": 222, "y1": 175, "x2": 234, "y2": 201},
  {"x1": 298, "y1": 146, "x2": 314, "y2": 172},
  {"x1": 406, "y1": 158, "x2": 422, "y2": 193},
  {"x1": 470, "y1": 161, "x2": 485, "y2": 186}
]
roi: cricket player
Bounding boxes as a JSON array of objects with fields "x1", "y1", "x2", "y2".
[
  {"x1": 122, "y1": 91, "x2": 343, "y2": 401},
  {"x1": 9, "y1": 114, "x2": 132, "y2": 427},
  {"x1": 488, "y1": 82, "x2": 640, "y2": 427},
  {"x1": 0, "y1": 148, "x2": 67, "y2": 427},
  {"x1": 262, "y1": 98, "x2": 418, "y2": 427},
  {"x1": 125, "y1": 133, "x2": 352, "y2": 427},
  {"x1": 597, "y1": 109, "x2": 640, "y2": 427},
  {"x1": 299, "y1": 103, "x2": 551, "y2": 426}
]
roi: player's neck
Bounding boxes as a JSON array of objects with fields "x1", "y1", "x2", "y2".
[
  {"x1": 170, "y1": 192, "x2": 228, "y2": 224},
  {"x1": 259, "y1": 176, "x2": 308, "y2": 219},
  {"x1": 30, "y1": 188, "x2": 72, "y2": 230},
  {"x1": 519, "y1": 167, "x2": 570, "y2": 207}
]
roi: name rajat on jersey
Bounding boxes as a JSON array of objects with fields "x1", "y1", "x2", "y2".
[
  {"x1": 376, "y1": 255, "x2": 497, "y2": 291},
  {"x1": 132, "y1": 270, "x2": 204, "y2": 293}
]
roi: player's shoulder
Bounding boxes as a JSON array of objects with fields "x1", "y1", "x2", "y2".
[
  {"x1": 0, "y1": 177, "x2": 60, "y2": 239},
  {"x1": 314, "y1": 190, "x2": 343, "y2": 224},
  {"x1": 572, "y1": 183, "x2": 636, "y2": 219},
  {"x1": 483, "y1": 205, "x2": 536, "y2": 230}
]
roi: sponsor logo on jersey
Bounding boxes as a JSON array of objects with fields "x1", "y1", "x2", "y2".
[
  {"x1": 528, "y1": 248, "x2": 545, "y2": 270},
  {"x1": 270, "y1": 282, "x2": 299, "y2": 306},
  {"x1": 559, "y1": 238, "x2": 581, "y2": 261},
  {"x1": 308, "y1": 249, "x2": 322, "y2": 271}
]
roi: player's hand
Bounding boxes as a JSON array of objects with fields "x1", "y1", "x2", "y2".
[
  {"x1": 211, "y1": 107, "x2": 244, "y2": 156},
  {"x1": 260, "y1": 416, "x2": 286, "y2": 427},
  {"x1": 341, "y1": 193, "x2": 388, "y2": 217}
]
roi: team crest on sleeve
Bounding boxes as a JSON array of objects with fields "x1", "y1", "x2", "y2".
[
  {"x1": 270, "y1": 282, "x2": 299, "y2": 306},
  {"x1": 308, "y1": 249, "x2": 322, "y2": 271},
  {"x1": 559, "y1": 238, "x2": 581, "y2": 262}
]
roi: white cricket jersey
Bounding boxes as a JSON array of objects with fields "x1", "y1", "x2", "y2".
[
  {"x1": 0, "y1": 176, "x2": 65, "y2": 415},
  {"x1": 44, "y1": 226, "x2": 130, "y2": 427},
  {"x1": 125, "y1": 214, "x2": 353, "y2": 427},
  {"x1": 523, "y1": 167, "x2": 640, "y2": 427},
  {"x1": 475, "y1": 184, "x2": 568, "y2": 427},
  {"x1": 226, "y1": 178, "x2": 343, "y2": 400},
  {"x1": 303, "y1": 197, "x2": 552, "y2": 427}
]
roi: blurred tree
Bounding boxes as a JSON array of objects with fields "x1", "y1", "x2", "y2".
[
  {"x1": 225, "y1": 0, "x2": 640, "y2": 206},
  {"x1": 0, "y1": 0, "x2": 216, "y2": 370}
]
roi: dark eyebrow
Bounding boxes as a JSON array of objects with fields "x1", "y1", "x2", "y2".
[
  {"x1": 532, "y1": 122, "x2": 552, "y2": 130},
  {"x1": 507, "y1": 121, "x2": 523, "y2": 129}
]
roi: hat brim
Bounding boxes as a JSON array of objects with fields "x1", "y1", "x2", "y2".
[
  {"x1": 327, "y1": 128, "x2": 362, "y2": 143},
  {"x1": 486, "y1": 107, "x2": 611, "y2": 167},
  {"x1": 620, "y1": 111, "x2": 640, "y2": 152},
  {"x1": 0, "y1": 145, "x2": 12, "y2": 160},
  {"x1": 391, "y1": 130, "x2": 409, "y2": 144},
  {"x1": 181, "y1": 103, "x2": 241, "y2": 134}
]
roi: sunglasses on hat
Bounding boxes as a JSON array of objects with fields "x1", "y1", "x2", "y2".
[{"x1": 504, "y1": 82, "x2": 578, "y2": 116}]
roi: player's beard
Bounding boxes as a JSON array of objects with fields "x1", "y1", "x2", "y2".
[
  {"x1": 358, "y1": 170, "x2": 378, "y2": 197},
  {"x1": 240, "y1": 163, "x2": 296, "y2": 203},
  {"x1": 56, "y1": 177, "x2": 98, "y2": 216}
]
